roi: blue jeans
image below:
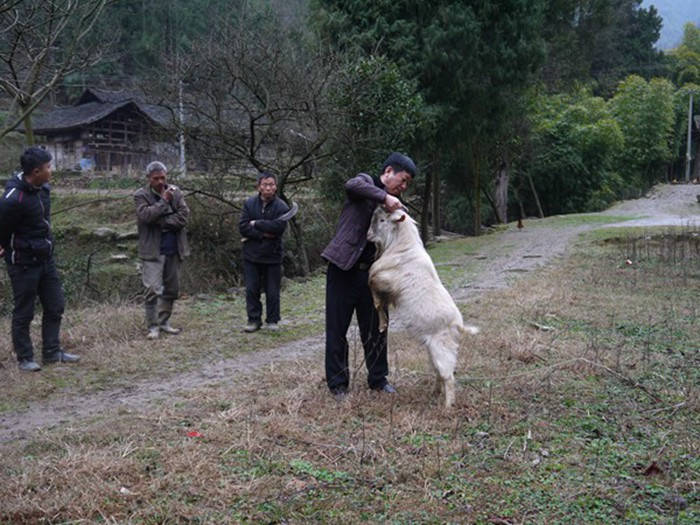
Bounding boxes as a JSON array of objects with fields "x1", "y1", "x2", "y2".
[{"x1": 7, "y1": 258, "x2": 65, "y2": 362}]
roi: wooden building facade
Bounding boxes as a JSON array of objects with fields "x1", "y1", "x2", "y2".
[{"x1": 32, "y1": 88, "x2": 177, "y2": 173}]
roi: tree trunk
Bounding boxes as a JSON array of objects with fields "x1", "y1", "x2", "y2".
[
  {"x1": 494, "y1": 159, "x2": 509, "y2": 223},
  {"x1": 526, "y1": 172, "x2": 544, "y2": 218},
  {"x1": 288, "y1": 217, "x2": 310, "y2": 276},
  {"x1": 22, "y1": 105, "x2": 35, "y2": 146},
  {"x1": 472, "y1": 148, "x2": 481, "y2": 236},
  {"x1": 481, "y1": 186, "x2": 500, "y2": 223},
  {"x1": 420, "y1": 169, "x2": 433, "y2": 243},
  {"x1": 514, "y1": 186, "x2": 526, "y2": 221},
  {"x1": 694, "y1": 141, "x2": 700, "y2": 181},
  {"x1": 432, "y1": 169, "x2": 441, "y2": 237}
]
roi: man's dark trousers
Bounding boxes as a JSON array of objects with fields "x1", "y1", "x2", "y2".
[
  {"x1": 325, "y1": 262, "x2": 388, "y2": 391},
  {"x1": 7, "y1": 257, "x2": 65, "y2": 362},
  {"x1": 243, "y1": 259, "x2": 281, "y2": 324}
]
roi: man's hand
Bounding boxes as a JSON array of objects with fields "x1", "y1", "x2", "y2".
[
  {"x1": 0, "y1": 245, "x2": 4, "y2": 258},
  {"x1": 383, "y1": 194, "x2": 402, "y2": 212},
  {"x1": 162, "y1": 187, "x2": 174, "y2": 202},
  {"x1": 250, "y1": 220, "x2": 256, "y2": 228}
]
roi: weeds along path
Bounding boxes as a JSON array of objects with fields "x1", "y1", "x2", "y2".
[{"x1": 1, "y1": 183, "x2": 698, "y2": 443}]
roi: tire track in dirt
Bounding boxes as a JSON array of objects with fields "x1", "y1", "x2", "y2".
[{"x1": 2, "y1": 184, "x2": 699, "y2": 443}]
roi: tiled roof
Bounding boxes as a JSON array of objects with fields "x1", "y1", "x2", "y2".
[{"x1": 32, "y1": 89, "x2": 172, "y2": 133}]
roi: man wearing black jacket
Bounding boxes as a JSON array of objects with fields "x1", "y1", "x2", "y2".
[
  {"x1": 0, "y1": 147, "x2": 80, "y2": 371},
  {"x1": 239, "y1": 173, "x2": 290, "y2": 332}
]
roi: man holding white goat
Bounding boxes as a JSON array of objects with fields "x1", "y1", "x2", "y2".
[{"x1": 322, "y1": 152, "x2": 417, "y2": 400}]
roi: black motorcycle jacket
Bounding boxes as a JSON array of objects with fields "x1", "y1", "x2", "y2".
[{"x1": 0, "y1": 172, "x2": 55, "y2": 265}]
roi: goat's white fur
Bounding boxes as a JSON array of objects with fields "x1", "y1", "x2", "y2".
[{"x1": 367, "y1": 207, "x2": 479, "y2": 408}]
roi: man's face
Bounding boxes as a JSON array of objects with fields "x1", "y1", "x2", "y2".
[
  {"x1": 383, "y1": 167, "x2": 412, "y2": 196},
  {"x1": 148, "y1": 170, "x2": 167, "y2": 193},
  {"x1": 31, "y1": 162, "x2": 52, "y2": 186},
  {"x1": 258, "y1": 177, "x2": 277, "y2": 202}
]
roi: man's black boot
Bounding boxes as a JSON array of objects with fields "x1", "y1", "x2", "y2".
[{"x1": 43, "y1": 351, "x2": 81, "y2": 364}]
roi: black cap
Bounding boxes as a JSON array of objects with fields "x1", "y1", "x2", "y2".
[{"x1": 382, "y1": 152, "x2": 417, "y2": 178}]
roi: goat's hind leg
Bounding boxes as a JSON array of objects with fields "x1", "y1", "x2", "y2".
[
  {"x1": 425, "y1": 333, "x2": 458, "y2": 409},
  {"x1": 426, "y1": 349, "x2": 442, "y2": 397}
]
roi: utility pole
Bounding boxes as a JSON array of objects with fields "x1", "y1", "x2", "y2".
[
  {"x1": 685, "y1": 93, "x2": 693, "y2": 183},
  {"x1": 178, "y1": 77, "x2": 186, "y2": 177}
]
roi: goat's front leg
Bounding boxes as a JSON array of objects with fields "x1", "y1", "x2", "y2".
[{"x1": 371, "y1": 289, "x2": 389, "y2": 332}]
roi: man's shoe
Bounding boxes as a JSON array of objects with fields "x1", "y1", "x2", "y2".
[
  {"x1": 265, "y1": 322, "x2": 279, "y2": 331},
  {"x1": 330, "y1": 387, "x2": 348, "y2": 402},
  {"x1": 43, "y1": 351, "x2": 80, "y2": 364},
  {"x1": 160, "y1": 323, "x2": 181, "y2": 335},
  {"x1": 147, "y1": 326, "x2": 160, "y2": 339},
  {"x1": 373, "y1": 382, "x2": 397, "y2": 394},
  {"x1": 244, "y1": 322, "x2": 261, "y2": 333},
  {"x1": 18, "y1": 360, "x2": 41, "y2": 372}
]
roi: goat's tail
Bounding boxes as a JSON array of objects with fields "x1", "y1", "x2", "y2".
[{"x1": 459, "y1": 324, "x2": 480, "y2": 336}]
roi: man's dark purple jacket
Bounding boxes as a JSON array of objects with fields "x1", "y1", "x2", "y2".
[{"x1": 321, "y1": 173, "x2": 388, "y2": 271}]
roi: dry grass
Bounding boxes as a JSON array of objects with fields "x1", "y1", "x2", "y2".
[
  {"x1": 0, "y1": 229, "x2": 698, "y2": 523},
  {"x1": 0, "y1": 276, "x2": 327, "y2": 412}
]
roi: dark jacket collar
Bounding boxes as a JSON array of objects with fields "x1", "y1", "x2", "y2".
[
  {"x1": 6, "y1": 172, "x2": 42, "y2": 193},
  {"x1": 373, "y1": 174, "x2": 385, "y2": 190}
]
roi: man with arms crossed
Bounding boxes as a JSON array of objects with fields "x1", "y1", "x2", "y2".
[{"x1": 239, "y1": 172, "x2": 290, "y2": 332}]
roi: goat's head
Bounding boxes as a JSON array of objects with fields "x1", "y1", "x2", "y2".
[{"x1": 367, "y1": 207, "x2": 408, "y2": 254}]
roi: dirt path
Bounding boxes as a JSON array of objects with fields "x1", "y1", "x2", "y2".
[
  {"x1": 0, "y1": 337, "x2": 324, "y2": 443},
  {"x1": 2, "y1": 184, "x2": 699, "y2": 443}
]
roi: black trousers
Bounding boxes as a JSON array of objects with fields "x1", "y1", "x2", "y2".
[
  {"x1": 325, "y1": 262, "x2": 388, "y2": 391},
  {"x1": 6, "y1": 258, "x2": 65, "y2": 362},
  {"x1": 243, "y1": 259, "x2": 282, "y2": 324}
]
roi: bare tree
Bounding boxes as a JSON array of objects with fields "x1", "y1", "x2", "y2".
[
  {"x1": 173, "y1": 27, "x2": 334, "y2": 191},
  {"x1": 153, "y1": 21, "x2": 337, "y2": 275},
  {"x1": 149, "y1": 7, "x2": 425, "y2": 275},
  {"x1": 0, "y1": 0, "x2": 110, "y2": 143}
]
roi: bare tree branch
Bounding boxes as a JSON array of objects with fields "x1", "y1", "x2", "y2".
[{"x1": 0, "y1": 0, "x2": 111, "y2": 141}]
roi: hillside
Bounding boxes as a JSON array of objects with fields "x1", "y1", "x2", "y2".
[{"x1": 643, "y1": 0, "x2": 700, "y2": 49}]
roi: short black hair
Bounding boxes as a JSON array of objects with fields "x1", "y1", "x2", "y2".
[
  {"x1": 20, "y1": 147, "x2": 52, "y2": 175},
  {"x1": 382, "y1": 152, "x2": 417, "y2": 178},
  {"x1": 257, "y1": 172, "x2": 277, "y2": 184}
]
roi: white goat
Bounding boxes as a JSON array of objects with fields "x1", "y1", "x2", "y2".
[{"x1": 367, "y1": 207, "x2": 479, "y2": 408}]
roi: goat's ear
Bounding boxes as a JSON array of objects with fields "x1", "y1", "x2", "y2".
[{"x1": 393, "y1": 214, "x2": 406, "y2": 223}]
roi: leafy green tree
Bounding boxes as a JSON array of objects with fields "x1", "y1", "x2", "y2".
[
  {"x1": 311, "y1": 0, "x2": 547, "y2": 234},
  {"x1": 323, "y1": 54, "x2": 431, "y2": 200},
  {"x1": 540, "y1": 0, "x2": 665, "y2": 95},
  {"x1": 79, "y1": 0, "x2": 240, "y2": 81},
  {"x1": 608, "y1": 75, "x2": 676, "y2": 187},
  {"x1": 527, "y1": 90, "x2": 624, "y2": 214},
  {"x1": 671, "y1": 83, "x2": 700, "y2": 180},
  {"x1": 667, "y1": 23, "x2": 700, "y2": 86}
]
